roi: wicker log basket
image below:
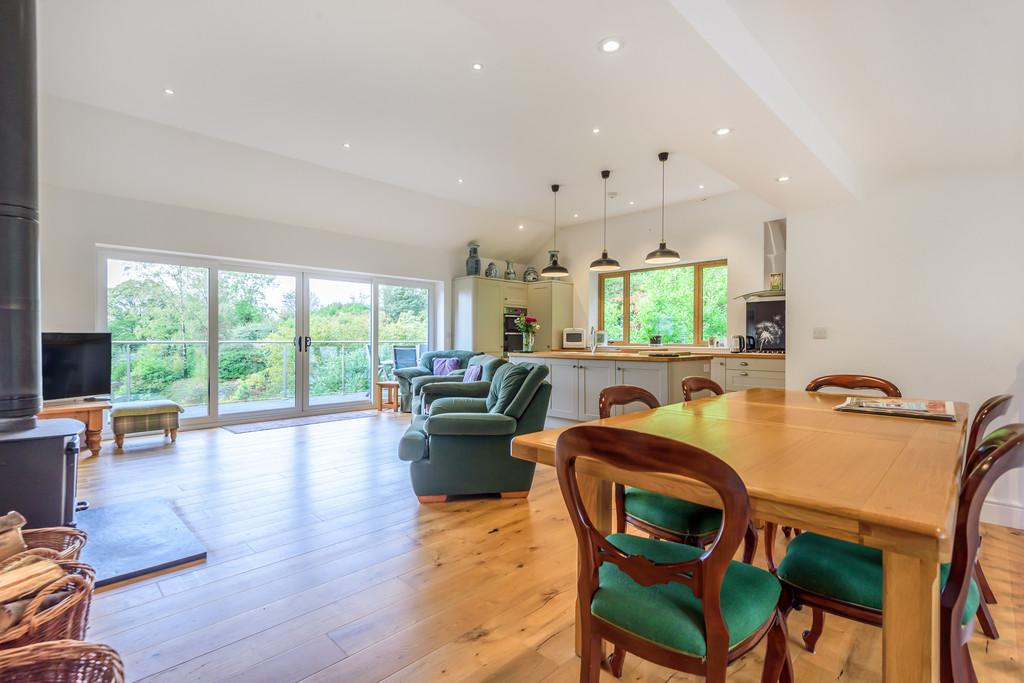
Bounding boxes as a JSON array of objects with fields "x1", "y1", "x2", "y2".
[
  {"x1": 20, "y1": 528, "x2": 88, "y2": 563},
  {"x1": 0, "y1": 562, "x2": 95, "y2": 651},
  {"x1": 0, "y1": 639, "x2": 124, "y2": 682}
]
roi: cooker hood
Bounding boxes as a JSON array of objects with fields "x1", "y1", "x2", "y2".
[{"x1": 736, "y1": 219, "x2": 786, "y2": 300}]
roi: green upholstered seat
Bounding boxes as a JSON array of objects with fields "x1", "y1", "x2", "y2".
[
  {"x1": 591, "y1": 534, "x2": 781, "y2": 658},
  {"x1": 777, "y1": 532, "x2": 980, "y2": 625},
  {"x1": 623, "y1": 487, "x2": 723, "y2": 536}
]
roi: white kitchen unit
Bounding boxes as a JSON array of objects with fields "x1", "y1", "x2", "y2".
[
  {"x1": 724, "y1": 356, "x2": 786, "y2": 391},
  {"x1": 509, "y1": 353, "x2": 710, "y2": 421},
  {"x1": 452, "y1": 276, "x2": 503, "y2": 356},
  {"x1": 711, "y1": 356, "x2": 727, "y2": 388},
  {"x1": 452, "y1": 276, "x2": 572, "y2": 356},
  {"x1": 525, "y1": 280, "x2": 573, "y2": 352}
]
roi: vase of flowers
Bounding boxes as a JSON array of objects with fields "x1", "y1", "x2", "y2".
[{"x1": 516, "y1": 315, "x2": 540, "y2": 352}]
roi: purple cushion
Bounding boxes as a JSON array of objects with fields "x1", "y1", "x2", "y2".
[
  {"x1": 432, "y1": 357, "x2": 461, "y2": 376},
  {"x1": 463, "y1": 364, "x2": 483, "y2": 382}
]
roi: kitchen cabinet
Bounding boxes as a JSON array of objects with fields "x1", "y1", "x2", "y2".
[
  {"x1": 452, "y1": 276, "x2": 503, "y2": 355},
  {"x1": 724, "y1": 357, "x2": 785, "y2": 391},
  {"x1": 453, "y1": 276, "x2": 571, "y2": 357},
  {"x1": 711, "y1": 357, "x2": 727, "y2": 389},
  {"x1": 614, "y1": 361, "x2": 669, "y2": 413},
  {"x1": 545, "y1": 358, "x2": 580, "y2": 420},
  {"x1": 578, "y1": 359, "x2": 616, "y2": 421},
  {"x1": 510, "y1": 355, "x2": 710, "y2": 421},
  {"x1": 500, "y1": 281, "x2": 527, "y2": 308}
]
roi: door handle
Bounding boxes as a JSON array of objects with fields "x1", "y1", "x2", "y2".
[
  {"x1": 303, "y1": 336, "x2": 312, "y2": 352},
  {"x1": 739, "y1": 361, "x2": 749, "y2": 366},
  {"x1": 739, "y1": 371, "x2": 749, "y2": 376}
]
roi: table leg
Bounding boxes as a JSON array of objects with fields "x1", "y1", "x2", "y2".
[
  {"x1": 883, "y1": 551, "x2": 939, "y2": 682},
  {"x1": 575, "y1": 473, "x2": 611, "y2": 657}
]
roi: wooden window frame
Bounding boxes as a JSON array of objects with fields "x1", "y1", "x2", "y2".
[{"x1": 597, "y1": 259, "x2": 727, "y2": 346}]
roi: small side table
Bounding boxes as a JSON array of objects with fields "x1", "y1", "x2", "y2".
[{"x1": 375, "y1": 381, "x2": 400, "y2": 412}]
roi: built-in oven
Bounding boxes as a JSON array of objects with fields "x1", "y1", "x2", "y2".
[{"x1": 503, "y1": 307, "x2": 526, "y2": 354}]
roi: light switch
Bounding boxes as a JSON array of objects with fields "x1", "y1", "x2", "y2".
[{"x1": 812, "y1": 327, "x2": 828, "y2": 340}]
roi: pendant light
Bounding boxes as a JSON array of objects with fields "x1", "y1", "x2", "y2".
[
  {"x1": 589, "y1": 170, "x2": 621, "y2": 272},
  {"x1": 644, "y1": 152, "x2": 681, "y2": 265},
  {"x1": 541, "y1": 184, "x2": 569, "y2": 278}
]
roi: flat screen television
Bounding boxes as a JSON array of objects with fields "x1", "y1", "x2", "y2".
[{"x1": 41, "y1": 332, "x2": 112, "y2": 400}]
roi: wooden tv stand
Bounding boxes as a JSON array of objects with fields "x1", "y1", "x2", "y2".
[{"x1": 38, "y1": 400, "x2": 111, "y2": 457}]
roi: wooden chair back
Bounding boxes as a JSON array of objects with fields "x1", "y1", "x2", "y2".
[
  {"x1": 598, "y1": 385, "x2": 659, "y2": 419},
  {"x1": 555, "y1": 425, "x2": 751, "y2": 668},
  {"x1": 682, "y1": 376, "x2": 724, "y2": 402},
  {"x1": 941, "y1": 424, "x2": 1024, "y2": 681},
  {"x1": 964, "y1": 395, "x2": 1013, "y2": 477},
  {"x1": 804, "y1": 374, "x2": 902, "y2": 397}
]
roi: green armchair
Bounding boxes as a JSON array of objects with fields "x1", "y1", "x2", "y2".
[
  {"x1": 392, "y1": 350, "x2": 481, "y2": 412},
  {"x1": 410, "y1": 354, "x2": 507, "y2": 415},
  {"x1": 398, "y1": 362, "x2": 551, "y2": 502}
]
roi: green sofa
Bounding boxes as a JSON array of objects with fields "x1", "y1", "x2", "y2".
[
  {"x1": 392, "y1": 350, "x2": 481, "y2": 412},
  {"x1": 399, "y1": 362, "x2": 551, "y2": 501},
  {"x1": 410, "y1": 354, "x2": 507, "y2": 415}
]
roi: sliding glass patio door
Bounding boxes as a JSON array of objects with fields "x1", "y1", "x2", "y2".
[
  {"x1": 103, "y1": 250, "x2": 434, "y2": 424},
  {"x1": 302, "y1": 275, "x2": 374, "y2": 410}
]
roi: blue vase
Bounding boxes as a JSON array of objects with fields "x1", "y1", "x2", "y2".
[{"x1": 465, "y1": 242, "x2": 481, "y2": 276}]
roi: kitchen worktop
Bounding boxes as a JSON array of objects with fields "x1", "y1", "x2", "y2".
[{"x1": 508, "y1": 349, "x2": 786, "y2": 362}]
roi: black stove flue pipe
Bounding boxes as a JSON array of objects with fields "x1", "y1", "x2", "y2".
[{"x1": 0, "y1": 0, "x2": 42, "y2": 432}]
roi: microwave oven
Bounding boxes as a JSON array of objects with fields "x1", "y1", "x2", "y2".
[{"x1": 562, "y1": 328, "x2": 586, "y2": 348}]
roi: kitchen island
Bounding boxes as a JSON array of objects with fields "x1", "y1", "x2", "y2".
[{"x1": 508, "y1": 349, "x2": 786, "y2": 420}]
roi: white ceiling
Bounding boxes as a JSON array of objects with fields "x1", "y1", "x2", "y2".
[{"x1": 35, "y1": 0, "x2": 1023, "y2": 259}]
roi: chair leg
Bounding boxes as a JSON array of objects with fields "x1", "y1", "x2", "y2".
[
  {"x1": 169, "y1": 428, "x2": 177, "y2": 442},
  {"x1": 802, "y1": 607, "x2": 825, "y2": 653},
  {"x1": 500, "y1": 491, "x2": 529, "y2": 499},
  {"x1": 114, "y1": 434, "x2": 124, "y2": 449},
  {"x1": 976, "y1": 599, "x2": 1000, "y2": 640},
  {"x1": 613, "y1": 484, "x2": 626, "y2": 535},
  {"x1": 743, "y1": 520, "x2": 759, "y2": 565},
  {"x1": 782, "y1": 526, "x2": 792, "y2": 538},
  {"x1": 764, "y1": 522, "x2": 779, "y2": 574},
  {"x1": 581, "y1": 633, "x2": 603, "y2": 683},
  {"x1": 761, "y1": 611, "x2": 793, "y2": 683},
  {"x1": 417, "y1": 495, "x2": 448, "y2": 503},
  {"x1": 606, "y1": 645, "x2": 625, "y2": 679},
  {"x1": 975, "y1": 561, "x2": 997, "y2": 604}
]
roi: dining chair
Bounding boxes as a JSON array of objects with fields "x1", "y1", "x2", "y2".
[
  {"x1": 764, "y1": 373, "x2": 903, "y2": 648},
  {"x1": 599, "y1": 386, "x2": 757, "y2": 564},
  {"x1": 767, "y1": 424, "x2": 1023, "y2": 678},
  {"x1": 555, "y1": 425, "x2": 792, "y2": 683},
  {"x1": 681, "y1": 376, "x2": 724, "y2": 402},
  {"x1": 959, "y1": 394, "x2": 1013, "y2": 639},
  {"x1": 941, "y1": 424, "x2": 1024, "y2": 680}
]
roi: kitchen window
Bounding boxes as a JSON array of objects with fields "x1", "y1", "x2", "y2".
[{"x1": 597, "y1": 260, "x2": 727, "y2": 345}]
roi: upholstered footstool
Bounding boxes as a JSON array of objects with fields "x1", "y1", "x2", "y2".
[{"x1": 110, "y1": 400, "x2": 185, "y2": 449}]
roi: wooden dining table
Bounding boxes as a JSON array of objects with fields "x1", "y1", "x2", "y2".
[{"x1": 511, "y1": 388, "x2": 968, "y2": 683}]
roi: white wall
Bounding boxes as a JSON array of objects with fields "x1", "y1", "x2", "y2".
[
  {"x1": 40, "y1": 185, "x2": 454, "y2": 347},
  {"x1": 786, "y1": 173, "x2": 1024, "y2": 526},
  {"x1": 529, "y1": 191, "x2": 784, "y2": 337}
]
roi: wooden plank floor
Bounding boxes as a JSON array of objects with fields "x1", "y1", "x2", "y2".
[{"x1": 78, "y1": 413, "x2": 1024, "y2": 682}]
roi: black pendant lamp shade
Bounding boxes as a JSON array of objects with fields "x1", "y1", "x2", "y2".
[
  {"x1": 589, "y1": 169, "x2": 621, "y2": 272},
  {"x1": 645, "y1": 152, "x2": 681, "y2": 265},
  {"x1": 541, "y1": 183, "x2": 569, "y2": 278}
]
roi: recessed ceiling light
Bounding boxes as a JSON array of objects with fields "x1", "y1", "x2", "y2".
[
  {"x1": 343, "y1": 142, "x2": 351, "y2": 149},
  {"x1": 573, "y1": 212, "x2": 580, "y2": 219},
  {"x1": 628, "y1": 200, "x2": 635, "y2": 206},
  {"x1": 592, "y1": 128, "x2": 601, "y2": 135},
  {"x1": 457, "y1": 178, "x2": 464, "y2": 184},
  {"x1": 714, "y1": 127, "x2": 732, "y2": 136},
  {"x1": 599, "y1": 37, "x2": 623, "y2": 53},
  {"x1": 776, "y1": 176, "x2": 791, "y2": 183},
  {"x1": 698, "y1": 184, "x2": 705, "y2": 189},
  {"x1": 472, "y1": 63, "x2": 483, "y2": 71},
  {"x1": 163, "y1": 88, "x2": 175, "y2": 95},
  {"x1": 518, "y1": 224, "x2": 525, "y2": 231}
]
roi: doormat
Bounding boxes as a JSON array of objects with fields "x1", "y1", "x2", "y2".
[
  {"x1": 76, "y1": 498, "x2": 206, "y2": 588},
  {"x1": 220, "y1": 410, "x2": 379, "y2": 434}
]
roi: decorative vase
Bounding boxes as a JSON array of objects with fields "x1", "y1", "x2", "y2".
[
  {"x1": 465, "y1": 241, "x2": 481, "y2": 276},
  {"x1": 523, "y1": 266, "x2": 539, "y2": 282},
  {"x1": 504, "y1": 260, "x2": 517, "y2": 280},
  {"x1": 484, "y1": 261, "x2": 498, "y2": 278},
  {"x1": 522, "y1": 331, "x2": 535, "y2": 353}
]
